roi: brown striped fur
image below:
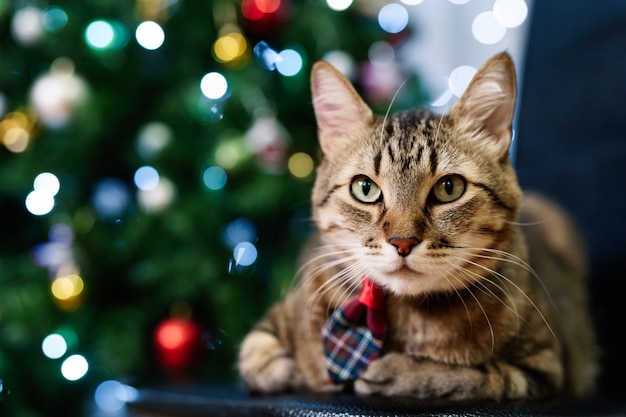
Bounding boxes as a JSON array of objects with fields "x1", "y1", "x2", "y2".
[{"x1": 238, "y1": 53, "x2": 598, "y2": 400}]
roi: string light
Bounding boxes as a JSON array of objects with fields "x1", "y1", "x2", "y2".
[
  {"x1": 42, "y1": 334, "x2": 68, "y2": 359},
  {"x1": 326, "y1": 0, "x2": 353, "y2": 12},
  {"x1": 200, "y1": 72, "x2": 228, "y2": 100},
  {"x1": 288, "y1": 152, "x2": 314, "y2": 179},
  {"x1": 213, "y1": 32, "x2": 248, "y2": 64},
  {"x1": 276, "y1": 49, "x2": 303, "y2": 76},
  {"x1": 135, "y1": 20, "x2": 165, "y2": 50},
  {"x1": 61, "y1": 354, "x2": 89, "y2": 381},
  {"x1": 202, "y1": 166, "x2": 228, "y2": 190},
  {"x1": 472, "y1": 11, "x2": 506, "y2": 45},
  {"x1": 378, "y1": 3, "x2": 409, "y2": 34}
]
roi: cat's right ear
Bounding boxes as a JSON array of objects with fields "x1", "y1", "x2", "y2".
[{"x1": 311, "y1": 61, "x2": 373, "y2": 155}]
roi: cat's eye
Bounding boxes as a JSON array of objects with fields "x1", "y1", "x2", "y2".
[
  {"x1": 350, "y1": 176, "x2": 382, "y2": 203},
  {"x1": 431, "y1": 175, "x2": 466, "y2": 203}
]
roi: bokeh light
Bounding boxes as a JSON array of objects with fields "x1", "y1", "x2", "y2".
[
  {"x1": 368, "y1": 41, "x2": 395, "y2": 67},
  {"x1": 34, "y1": 172, "x2": 60, "y2": 196},
  {"x1": 2, "y1": 126, "x2": 30, "y2": 152},
  {"x1": 322, "y1": 51, "x2": 356, "y2": 80},
  {"x1": 42, "y1": 333, "x2": 68, "y2": 359},
  {"x1": 400, "y1": 0, "x2": 424, "y2": 4},
  {"x1": 30, "y1": 58, "x2": 88, "y2": 128},
  {"x1": 51, "y1": 274, "x2": 84, "y2": 301},
  {"x1": 214, "y1": 137, "x2": 248, "y2": 169},
  {"x1": 137, "y1": 176, "x2": 176, "y2": 213},
  {"x1": 61, "y1": 354, "x2": 89, "y2": 381},
  {"x1": 253, "y1": 41, "x2": 279, "y2": 70},
  {"x1": 213, "y1": 32, "x2": 247, "y2": 64},
  {"x1": 42, "y1": 7, "x2": 68, "y2": 33},
  {"x1": 276, "y1": 49, "x2": 303, "y2": 76},
  {"x1": 378, "y1": 3, "x2": 409, "y2": 34},
  {"x1": 223, "y1": 218, "x2": 257, "y2": 248},
  {"x1": 135, "y1": 20, "x2": 165, "y2": 50},
  {"x1": 326, "y1": 0, "x2": 353, "y2": 12},
  {"x1": 200, "y1": 72, "x2": 228, "y2": 100},
  {"x1": 472, "y1": 11, "x2": 506, "y2": 45},
  {"x1": 448, "y1": 65, "x2": 476, "y2": 97},
  {"x1": 241, "y1": 0, "x2": 281, "y2": 20},
  {"x1": 85, "y1": 20, "x2": 114, "y2": 49},
  {"x1": 11, "y1": 6, "x2": 44, "y2": 45},
  {"x1": 134, "y1": 165, "x2": 160, "y2": 191},
  {"x1": 91, "y1": 178, "x2": 130, "y2": 220},
  {"x1": 202, "y1": 166, "x2": 227, "y2": 190},
  {"x1": 233, "y1": 242, "x2": 258, "y2": 267},
  {"x1": 25, "y1": 189, "x2": 55, "y2": 216},
  {"x1": 94, "y1": 380, "x2": 138, "y2": 413},
  {"x1": 136, "y1": 121, "x2": 172, "y2": 160},
  {"x1": 493, "y1": 0, "x2": 528, "y2": 28},
  {"x1": 288, "y1": 152, "x2": 314, "y2": 178}
]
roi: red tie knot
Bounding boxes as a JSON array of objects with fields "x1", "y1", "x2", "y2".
[{"x1": 358, "y1": 278, "x2": 385, "y2": 311}]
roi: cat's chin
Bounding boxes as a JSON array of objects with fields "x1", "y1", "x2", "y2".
[{"x1": 372, "y1": 267, "x2": 458, "y2": 297}]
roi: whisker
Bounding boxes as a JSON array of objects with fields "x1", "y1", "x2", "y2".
[{"x1": 379, "y1": 77, "x2": 409, "y2": 140}]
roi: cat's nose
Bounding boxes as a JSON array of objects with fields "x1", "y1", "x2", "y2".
[{"x1": 388, "y1": 237, "x2": 420, "y2": 257}]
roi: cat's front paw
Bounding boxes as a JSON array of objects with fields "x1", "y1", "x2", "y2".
[
  {"x1": 238, "y1": 330, "x2": 300, "y2": 393},
  {"x1": 354, "y1": 352, "x2": 418, "y2": 396}
]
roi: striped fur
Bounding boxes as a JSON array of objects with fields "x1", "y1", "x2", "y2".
[{"x1": 238, "y1": 53, "x2": 598, "y2": 401}]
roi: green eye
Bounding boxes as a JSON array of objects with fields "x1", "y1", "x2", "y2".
[
  {"x1": 350, "y1": 175, "x2": 382, "y2": 203},
  {"x1": 431, "y1": 174, "x2": 466, "y2": 203}
]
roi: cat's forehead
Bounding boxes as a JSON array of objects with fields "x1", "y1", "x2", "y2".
[{"x1": 365, "y1": 110, "x2": 458, "y2": 177}]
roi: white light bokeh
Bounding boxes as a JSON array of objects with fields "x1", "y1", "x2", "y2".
[
  {"x1": 11, "y1": 7, "x2": 44, "y2": 45},
  {"x1": 42, "y1": 333, "x2": 68, "y2": 359},
  {"x1": 448, "y1": 65, "x2": 477, "y2": 97},
  {"x1": 61, "y1": 354, "x2": 89, "y2": 381},
  {"x1": 137, "y1": 176, "x2": 175, "y2": 213},
  {"x1": 472, "y1": 11, "x2": 506, "y2": 45},
  {"x1": 200, "y1": 72, "x2": 228, "y2": 100},
  {"x1": 378, "y1": 3, "x2": 409, "y2": 34},
  {"x1": 25, "y1": 190, "x2": 55, "y2": 216},
  {"x1": 133, "y1": 166, "x2": 160, "y2": 191},
  {"x1": 85, "y1": 20, "x2": 115, "y2": 49},
  {"x1": 276, "y1": 49, "x2": 303, "y2": 76},
  {"x1": 135, "y1": 21, "x2": 165, "y2": 50},
  {"x1": 233, "y1": 242, "x2": 258, "y2": 267},
  {"x1": 34, "y1": 172, "x2": 60, "y2": 196},
  {"x1": 326, "y1": 0, "x2": 353, "y2": 12},
  {"x1": 94, "y1": 380, "x2": 138, "y2": 413},
  {"x1": 493, "y1": 0, "x2": 528, "y2": 28}
]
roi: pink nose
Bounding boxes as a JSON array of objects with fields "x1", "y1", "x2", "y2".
[{"x1": 388, "y1": 237, "x2": 420, "y2": 257}]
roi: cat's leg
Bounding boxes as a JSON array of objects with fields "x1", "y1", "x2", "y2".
[
  {"x1": 354, "y1": 351, "x2": 562, "y2": 400},
  {"x1": 238, "y1": 302, "x2": 304, "y2": 393}
]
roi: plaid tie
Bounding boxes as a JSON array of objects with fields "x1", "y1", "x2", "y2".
[{"x1": 321, "y1": 278, "x2": 386, "y2": 383}]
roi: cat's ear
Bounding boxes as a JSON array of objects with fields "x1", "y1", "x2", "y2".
[
  {"x1": 311, "y1": 61, "x2": 373, "y2": 155},
  {"x1": 450, "y1": 53, "x2": 517, "y2": 158}
]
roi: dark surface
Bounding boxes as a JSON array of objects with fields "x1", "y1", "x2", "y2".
[
  {"x1": 128, "y1": 2, "x2": 626, "y2": 416},
  {"x1": 127, "y1": 384, "x2": 626, "y2": 417}
]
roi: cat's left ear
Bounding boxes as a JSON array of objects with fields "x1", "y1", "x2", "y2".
[
  {"x1": 450, "y1": 53, "x2": 517, "y2": 159},
  {"x1": 311, "y1": 61, "x2": 374, "y2": 156}
]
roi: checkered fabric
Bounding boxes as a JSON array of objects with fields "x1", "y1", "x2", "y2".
[{"x1": 321, "y1": 279, "x2": 386, "y2": 383}]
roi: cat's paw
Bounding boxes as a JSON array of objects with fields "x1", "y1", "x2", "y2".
[
  {"x1": 354, "y1": 352, "x2": 418, "y2": 396},
  {"x1": 238, "y1": 330, "x2": 299, "y2": 393},
  {"x1": 355, "y1": 353, "x2": 481, "y2": 399}
]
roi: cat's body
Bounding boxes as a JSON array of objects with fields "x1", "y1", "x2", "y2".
[{"x1": 238, "y1": 53, "x2": 598, "y2": 401}]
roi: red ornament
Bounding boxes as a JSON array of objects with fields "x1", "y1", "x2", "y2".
[{"x1": 154, "y1": 318, "x2": 202, "y2": 371}]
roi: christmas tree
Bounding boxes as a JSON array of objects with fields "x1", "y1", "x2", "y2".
[{"x1": 0, "y1": 0, "x2": 424, "y2": 415}]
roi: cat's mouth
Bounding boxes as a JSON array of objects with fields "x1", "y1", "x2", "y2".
[{"x1": 391, "y1": 265, "x2": 421, "y2": 277}]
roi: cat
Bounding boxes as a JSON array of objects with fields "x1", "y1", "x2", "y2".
[{"x1": 238, "y1": 53, "x2": 598, "y2": 401}]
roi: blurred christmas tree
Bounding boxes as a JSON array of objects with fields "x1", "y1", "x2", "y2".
[{"x1": 0, "y1": 0, "x2": 425, "y2": 415}]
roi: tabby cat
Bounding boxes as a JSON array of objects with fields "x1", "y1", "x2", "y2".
[{"x1": 238, "y1": 53, "x2": 598, "y2": 401}]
